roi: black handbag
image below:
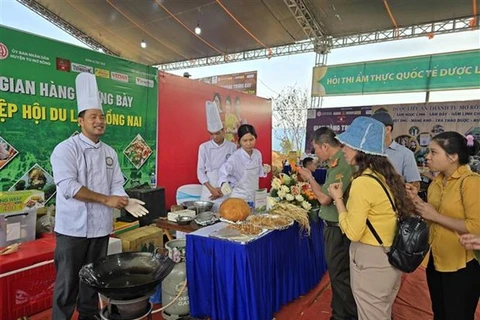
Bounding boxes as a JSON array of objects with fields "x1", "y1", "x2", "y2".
[{"x1": 363, "y1": 174, "x2": 430, "y2": 273}]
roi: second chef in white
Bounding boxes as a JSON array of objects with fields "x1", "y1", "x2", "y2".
[{"x1": 197, "y1": 101, "x2": 237, "y2": 210}]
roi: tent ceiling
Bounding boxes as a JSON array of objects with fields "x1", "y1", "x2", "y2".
[{"x1": 28, "y1": 0, "x2": 476, "y2": 65}]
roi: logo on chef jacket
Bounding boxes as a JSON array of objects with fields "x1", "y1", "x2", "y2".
[
  {"x1": 226, "y1": 153, "x2": 231, "y2": 160},
  {"x1": 0, "y1": 43, "x2": 8, "y2": 60},
  {"x1": 105, "y1": 156, "x2": 114, "y2": 167}
]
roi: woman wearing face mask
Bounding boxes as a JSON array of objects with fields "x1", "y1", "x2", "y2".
[
  {"x1": 406, "y1": 131, "x2": 480, "y2": 320},
  {"x1": 217, "y1": 124, "x2": 270, "y2": 201},
  {"x1": 327, "y1": 117, "x2": 414, "y2": 320}
]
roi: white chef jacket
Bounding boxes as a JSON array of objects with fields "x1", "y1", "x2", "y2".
[
  {"x1": 217, "y1": 148, "x2": 266, "y2": 199},
  {"x1": 51, "y1": 133, "x2": 127, "y2": 238},
  {"x1": 197, "y1": 139, "x2": 237, "y2": 185}
]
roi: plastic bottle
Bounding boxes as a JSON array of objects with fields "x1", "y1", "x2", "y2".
[
  {"x1": 150, "y1": 172, "x2": 156, "y2": 189},
  {"x1": 247, "y1": 192, "x2": 255, "y2": 214}
]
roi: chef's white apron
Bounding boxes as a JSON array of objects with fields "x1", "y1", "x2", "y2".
[
  {"x1": 231, "y1": 163, "x2": 259, "y2": 200},
  {"x1": 200, "y1": 169, "x2": 225, "y2": 210}
]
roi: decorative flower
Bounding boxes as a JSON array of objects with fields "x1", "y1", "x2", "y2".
[
  {"x1": 270, "y1": 170, "x2": 319, "y2": 211},
  {"x1": 290, "y1": 185, "x2": 301, "y2": 196},
  {"x1": 272, "y1": 177, "x2": 282, "y2": 189},
  {"x1": 281, "y1": 174, "x2": 293, "y2": 185},
  {"x1": 285, "y1": 194, "x2": 295, "y2": 201},
  {"x1": 301, "y1": 201, "x2": 312, "y2": 211}
]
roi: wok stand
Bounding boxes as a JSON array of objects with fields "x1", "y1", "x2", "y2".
[
  {"x1": 79, "y1": 251, "x2": 175, "y2": 319},
  {"x1": 98, "y1": 291, "x2": 154, "y2": 320}
]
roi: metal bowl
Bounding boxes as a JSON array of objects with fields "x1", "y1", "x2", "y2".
[
  {"x1": 176, "y1": 215, "x2": 194, "y2": 225},
  {"x1": 181, "y1": 200, "x2": 214, "y2": 214},
  {"x1": 194, "y1": 211, "x2": 219, "y2": 226}
]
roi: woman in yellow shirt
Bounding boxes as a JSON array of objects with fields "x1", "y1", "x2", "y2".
[
  {"x1": 406, "y1": 131, "x2": 480, "y2": 320},
  {"x1": 327, "y1": 117, "x2": 414, "y2": 320}
]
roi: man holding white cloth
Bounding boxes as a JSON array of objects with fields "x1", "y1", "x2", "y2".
[
  {"x1": 51, "y1": 73, "x2": 148, "y2": 320},
  {"x1": 197, "y1": 101, "x2": 237, "y2": 210}
]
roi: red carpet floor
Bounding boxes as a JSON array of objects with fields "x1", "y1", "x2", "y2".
[
  {"x1": 29, "y1": 276, "x2": 332, "y2": 320},
  {"x1": 274, "y1": 274, "x2": 332, "y2": 320},
  {"x1": 28, "y1": 268, "x2": 480, "y2": 320}
]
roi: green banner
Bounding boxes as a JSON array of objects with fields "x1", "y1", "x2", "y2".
[
  {"x1": 0, "y1": 26, "x2": 157, "y2": 202},
  {"x1": 312, "y1": 50, "x2": 480, "y2": 96}
]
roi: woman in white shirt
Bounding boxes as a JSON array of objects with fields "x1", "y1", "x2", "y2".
[{"x1": 217, "y1": 124, "x2": 269, "y2": 201}]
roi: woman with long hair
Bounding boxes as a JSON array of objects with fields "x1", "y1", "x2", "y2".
[
  {"x1": 406, "y1": 131, "x2": 480, "y2": 320},
  {"x1": 327, "y1": 116, "x2": 414, "y2": 320}
]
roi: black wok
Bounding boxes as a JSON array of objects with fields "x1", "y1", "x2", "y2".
[{"x1": 79, "y1": 251, "x2": 175, "y2": 300}]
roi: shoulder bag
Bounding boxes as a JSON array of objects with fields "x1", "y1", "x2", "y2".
[{"x1": 363, "y1": 174, "x2": 430, "y2": 273}]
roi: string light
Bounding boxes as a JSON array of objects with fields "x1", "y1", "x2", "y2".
[
  {"x1": 195, "y1": 23, "x2": 201, "y2": 35},
  {"x1": 140, "y1": 39, "x2": 146, "y2": 48}
]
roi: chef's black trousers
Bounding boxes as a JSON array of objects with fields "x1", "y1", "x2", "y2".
[
  {"x1": 324, "y1": 224, "x2": 358, "y2": 320},
  {"x1": 427, "y1": 256, "x2": 480, "y2": 320},
  {"x1": 52, "y1": 233, "x2": 109, "y2": 320}
]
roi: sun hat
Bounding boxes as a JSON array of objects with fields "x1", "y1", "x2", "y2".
[
  {"x1": 336, "y1": 116, "x2": 386, "y2": 156},
  {"x1": 371, "y1": 111, "x2": 394, "y2": 127}
]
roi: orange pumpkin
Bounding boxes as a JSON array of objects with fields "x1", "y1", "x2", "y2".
[{"x1": 219, "y1": 198, "x2": 251, "y2": 222}]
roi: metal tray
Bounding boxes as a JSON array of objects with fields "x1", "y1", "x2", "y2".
[{"x1": 209, "y1": 226, "x2": 270, "y2": 244}]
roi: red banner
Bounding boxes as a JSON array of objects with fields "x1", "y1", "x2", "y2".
[{"x1": 157, "y1": 72, "x2": 272, "y2": 208}]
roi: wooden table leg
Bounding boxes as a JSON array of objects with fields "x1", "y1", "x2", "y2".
[{"x1": 163, "y1": 228, "x2": 174, "y2": 241}]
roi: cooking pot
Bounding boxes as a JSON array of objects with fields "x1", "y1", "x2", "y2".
[{"x1": 79, "y1": 250, "x2": 175, "y2": 300}]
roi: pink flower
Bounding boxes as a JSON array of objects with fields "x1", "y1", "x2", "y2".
[{"x1": 290, "y1": 185, "x2": 301, "y2": 196}]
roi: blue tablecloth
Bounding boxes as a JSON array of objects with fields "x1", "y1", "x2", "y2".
[{"x1": 186, "y1": 221, "x2": 327, "y2": 320}]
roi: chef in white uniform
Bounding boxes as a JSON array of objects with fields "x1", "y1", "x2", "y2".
[
  {"x1": 197, "y1": 101, "x2": 237, "y2": 210},
  {"x1": 217, "y1": 124, "x2": 271, "y2": 201},
  {"x1": 50, "y1": 73, "x2": 147, "y2": 320}
]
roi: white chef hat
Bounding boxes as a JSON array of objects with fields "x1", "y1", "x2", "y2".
[
  {"x1": 75, "y1": 72, "x2": 103, "y2": 115},
  {"x1": 206, "y1": 101, "x2": 223, "y2": 132}
]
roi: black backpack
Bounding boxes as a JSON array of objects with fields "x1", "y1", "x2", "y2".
[{"x1": 363, "y1": 174, "x2": 430, "y2": 273}]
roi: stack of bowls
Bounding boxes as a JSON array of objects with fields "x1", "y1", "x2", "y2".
[{"x1": 181, "y1": 200, "x2": 214, "y2": 214}]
